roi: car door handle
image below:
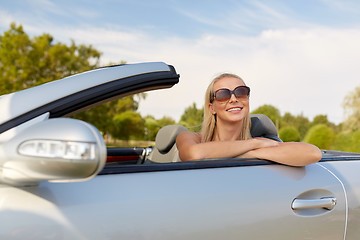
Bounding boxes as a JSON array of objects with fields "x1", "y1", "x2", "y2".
[{"x1": 292, "y1": 197, "x2": 337, "y2": 210}]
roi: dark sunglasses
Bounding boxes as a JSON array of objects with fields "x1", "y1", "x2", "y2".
[{"x1": 212, "y1": 86, "x2": 250, "y2": 103}]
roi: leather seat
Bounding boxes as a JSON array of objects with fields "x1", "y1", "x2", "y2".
[
  {"x1": 250, "y1": 114, "x2": 282, "y2": 142},
  {"x1": 146, "y1": 125, "x2": 189, "y2": 163}
]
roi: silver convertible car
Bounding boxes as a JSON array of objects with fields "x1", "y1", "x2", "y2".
[{"x1": 0, "y1": 62, "x2": 360, "y2": 240}]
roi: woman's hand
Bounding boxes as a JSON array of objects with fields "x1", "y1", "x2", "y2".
[
  {"x1": 237, "y1": 138, "x2": 279, "y2": 158},
  {"x1": 252, "y1": 137, "x2": 280, "y2": 148}
]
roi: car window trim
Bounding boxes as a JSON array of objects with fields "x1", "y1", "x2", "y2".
[
  {"x1": 100, "y1": 151, "x2": 360, "y2": 175},
  {"x1": 100, "y1": 158, "x2": 275, "y2": 175}
]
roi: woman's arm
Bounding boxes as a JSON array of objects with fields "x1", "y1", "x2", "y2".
[
  {"x1": 239, "y1": 142, "x2": 322, "y2": 166},
  {"x1": 176, "y1": 131, "x2": 279, "y2": 161},
  {"x1": 176, "y1": 131, "x2": 322, "y2": 166}
]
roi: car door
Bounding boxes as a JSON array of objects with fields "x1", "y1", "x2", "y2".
[{"x1": 0, "y1": 161, "x2": 346, "y2": 240}]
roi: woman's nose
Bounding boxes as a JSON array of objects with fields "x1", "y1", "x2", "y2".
[{"x1": 228, "y1": 92, "x2": 238, "y2": 102}]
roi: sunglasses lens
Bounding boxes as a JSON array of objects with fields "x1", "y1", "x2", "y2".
[
  {"x1": 214, "y1": 89, "x2": 231, "y2": 102},
  {"x1": 234, "y1": 86, "x2": 250, "y2": 99},
  {"x1": 213, "y1": 86, "x2": 250, "y2": 102}
]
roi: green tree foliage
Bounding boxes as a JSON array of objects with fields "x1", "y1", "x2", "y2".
[
  {"x1": 332, "y1": 132, "x2": 353, "y2": 152},
  {"x1": 343, "y1": 86, "x2": 360, "y2": 131},
  {"x1": 281, "y1": 112, "x2": 310, "y2": 140},
  {"x1": 73, "y1": 94, "x2": 147, "y2": 141},
  {"x1": 311, "y1": 114, "x2": 331, "y2": 126},
  {"x1": 279, "y1": 126, "x2": 300, "y2": 142},
  {"x1": 332, "y1": 131, "x2": 360, "y2": 153},
  {"x1": 304, "y1": 124, "x2": 335, "y2": 149},
  {"x1": 251, "y1": 104, "x2": 281, "y2": 127},
  {"x1": 144, "y1": 115, "x2": 176, "y2": 141},
  {"x1": 0, "y1": 23, "x2": 101, "y2": 95},
  {"x1": 179, "y1": 103, "x2": 204, "y2": 132},
  {"x1": 74, "y1": 96, "x2": 144, "y2": 137},
  {"x1": 112, "y1": 111, "x2": 145, "y2": 141},
  {"x1": 310, "y1": 114, "x2": 338, "y2": 131}
]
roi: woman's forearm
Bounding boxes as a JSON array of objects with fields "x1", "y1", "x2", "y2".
[
  {"x1": 180, "y1": 139, "x2": 260, "y2": 161},
  {"x1": 241, "y1": 142, "x2": 322, "y2": 166},
  {"x1": 177, "y1": 136, "x2": 279, "y2": 161}
]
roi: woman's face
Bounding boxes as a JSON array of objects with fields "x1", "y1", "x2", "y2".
[{"x1": 209, "y1": 76, "x2": 250, "y2": 124}]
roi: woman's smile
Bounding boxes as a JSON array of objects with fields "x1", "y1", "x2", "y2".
[{"x1": 226, "y1": 107, "x2": 243, "y2": 112}]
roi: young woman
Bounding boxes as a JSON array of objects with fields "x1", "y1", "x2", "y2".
[{"x1": 176, "y1": 73, "x2": 322, "y2": 166}]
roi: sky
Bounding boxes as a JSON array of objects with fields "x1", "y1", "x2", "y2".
[{"x1": 1, "y1": 0, "x2": 360, "y2": 124}]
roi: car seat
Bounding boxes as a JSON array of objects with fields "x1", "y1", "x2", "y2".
[
  {"x1": 146, "y1": 125, "x2": 189, "y2": 163},
  {"x1": 147, "y1": 114, "x2": 281, "y2": 163},
  {"x1": 250, "y1": 114, "x2": 282, "y2": 142}
]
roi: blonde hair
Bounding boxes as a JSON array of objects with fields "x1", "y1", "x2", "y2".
[{"x1": 201, "y1": 73, "x2": 252, "y2": 142}]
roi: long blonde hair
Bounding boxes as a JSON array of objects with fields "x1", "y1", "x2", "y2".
[{"x1": 201, "y1": 73, "x2": 252, "y2": 142}]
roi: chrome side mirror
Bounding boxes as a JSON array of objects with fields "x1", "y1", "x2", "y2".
[{"x1": 0, "y1": 118, "x2": 106, "y2": 186}]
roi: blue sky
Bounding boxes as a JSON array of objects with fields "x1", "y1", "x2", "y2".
[{"x1": 1, "y1": 0, "x2": 360, "y2": 124}]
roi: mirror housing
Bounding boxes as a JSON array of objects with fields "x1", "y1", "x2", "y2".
[{"x1": 0, "y1": 118, "x2": 106, "y2": 186}]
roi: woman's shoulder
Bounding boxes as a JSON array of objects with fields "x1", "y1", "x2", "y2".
[{"x1": 177, "y1": 131, "x2": 202, "y2": 143}]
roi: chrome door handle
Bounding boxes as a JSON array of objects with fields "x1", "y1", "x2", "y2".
[{"x1": 292, "y1": 197, "x2": 337, "y2": 210}]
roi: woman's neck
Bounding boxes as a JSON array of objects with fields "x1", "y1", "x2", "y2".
[{"x1": 215, "y1": 120, "x2": 243, "y2": 141}]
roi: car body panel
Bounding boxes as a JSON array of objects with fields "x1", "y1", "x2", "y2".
[
  {"x1": 0, "y1": 162, "x2": 346, "y2": 239},
  {"x1": 318, "y1": 160, "x2": 360, "y2": 239}
]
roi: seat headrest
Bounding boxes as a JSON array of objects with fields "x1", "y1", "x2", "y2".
[
  {"x1": 155, "y1": 125, "x2": 189, "y2": 152},
  {"x1": 250, "y1": 114, "x2": 281, "y2": 141}
]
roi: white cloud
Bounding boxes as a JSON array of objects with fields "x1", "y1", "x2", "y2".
[
  {"x1": 129, "y1": 27, "x2": 360, "y2": 124},
  {"x1": 0, "y1": 10, "x2": 15, "y2": 28}
]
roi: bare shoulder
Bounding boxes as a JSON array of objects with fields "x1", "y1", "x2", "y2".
[{"x1": 176, "y1": 131, "x2": 202, "y2": 145}]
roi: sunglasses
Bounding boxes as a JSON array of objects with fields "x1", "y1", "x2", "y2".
[{"x1": 212, "y1": 86, "x2": 250, "y2": 103}]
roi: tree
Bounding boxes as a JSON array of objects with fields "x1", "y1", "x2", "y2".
[
  {"x1": 112, "y1": 111, "x2": 145, "y2": 141},
  {"x1": 304, "y1": 124, "x2": 335, "y2": 150},
  {"x1": 311, "y1": 115, "x2": 330, "y2": 126},
  {"x1": 343, "y1": 86, "x2": 360, "y2": 131},
  {"x1": 310, "y1": 114, "x2": 337, "y2": 131},
  {"x1": 279, "y1": 127, "x2": 300, "y2": 142},
  {"x1": 144, "y1": 115, "x2": 176, "y2": 141},
  {"x1": 179, "y1": 103, "x2": 204, "y2": 132},
  {"x1": 280, "y1": 112, "x2": 310, "y2": 140},
  {"x1": 74, "y1": 96, "x2": 145, "y2": 138},
  {"x1": 332, "y1": 130, "x2": 360, "y2": 153},
  {"x1": 251, "y1": 105, "x2": 281, "y2": 128},
  {"x1": 0, "y1": 23, "x2": 101, "y2": 95}
]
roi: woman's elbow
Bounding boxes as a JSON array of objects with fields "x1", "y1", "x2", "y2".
[
  {"x1": 297, "y1": 144, "x2": 322, "y2": 166},
  {"x1": 308, "y1": 146, "x2": 323, "y2": 164},
  {"x1": 178, "y1": 146, "x2": 206, "y2": 162},
  {"x1": 279, "y1": 142, "x2": 322, "y2": 167}
]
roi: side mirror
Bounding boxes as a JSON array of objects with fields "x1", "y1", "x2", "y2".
[{"x1": 0, "y1": 118, "x2": 106, "y2": 185}]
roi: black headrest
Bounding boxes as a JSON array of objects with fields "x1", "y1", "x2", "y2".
[{"x1": 250, "y1": 114, "x2": 282, "y2": 142}]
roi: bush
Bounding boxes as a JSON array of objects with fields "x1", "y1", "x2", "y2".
[
  {"x1": 279, "y1": 127, "x2": 301, "y2": 142},
  {"x1": 332, "y1": 130, "x2": 360, "y2": 153},
  {"x1": 304, "y1": 124, "x2": 335, "y2": 150}
]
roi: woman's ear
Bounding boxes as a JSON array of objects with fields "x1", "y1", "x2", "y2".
[{"x1": 209, "y1": 103, "x2": 216, "y2": 115}]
